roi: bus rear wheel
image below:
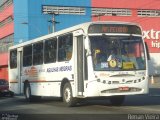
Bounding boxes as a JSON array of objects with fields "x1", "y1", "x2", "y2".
[
  {"x1": 63, "y1": 83, "x2": 77, "y2": 107},
  {"x1": 109, "y1": 95, "x2": 125, "y2": 106},
  {"x1": 24, "y1": 83, "x2": 41, "y2": 102},
  {"x1": 24, "y1": 83, "x2": 32, "y2": 102}
]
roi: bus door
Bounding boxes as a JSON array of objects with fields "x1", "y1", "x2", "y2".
[
  {"x1": 17, "y1": 48, "x2": 23, "y2": 94},
  {"x1": 73, "y1": 30, "x2": 86, "y2": 96}
]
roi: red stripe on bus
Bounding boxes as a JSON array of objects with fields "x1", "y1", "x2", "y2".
[
  {"x1": 28, "y1": 80, "x2": 46, "y2": 83},
  {"x1": 10, "y1": 81, "x2": 18, "y2": 83}
]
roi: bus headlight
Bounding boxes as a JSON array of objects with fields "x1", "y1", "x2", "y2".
[
  {"x1": 138, "y1": 79, "x2": 141, "y2": 82},
  {"x1": 134, "y1": 80, "x2": 137, "y2": 83},
  {"x1": 108, "y1": 81, "x2": 111, "y2": 84},
  {"x1": 103, "y1": 80, "x2": 106, "y2": 84},
  {"x1": 97, "y1": 79, "x2": 100, "y2": 82}
]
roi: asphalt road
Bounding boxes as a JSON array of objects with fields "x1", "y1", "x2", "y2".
[
  {"x1": 1, "y1": 90, "x2": 160, "y2": 120},
  {"x1": 1, "y1": 88, "x2": 160, "y2": 114},
  {"x1": 0, "y1": 77, "x2": 160, "y2": 120}
]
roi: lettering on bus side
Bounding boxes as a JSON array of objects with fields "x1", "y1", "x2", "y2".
[{"x1": 47, "y1": 66, "x2": 72, "y2": 72}]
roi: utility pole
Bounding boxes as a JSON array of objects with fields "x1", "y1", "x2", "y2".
[
  {"x1": 48, "y1": 12, "x2": 59, "y2": 33},
  {"x1": 92, "y1": 13, "x2": 105, "y2": 21}
]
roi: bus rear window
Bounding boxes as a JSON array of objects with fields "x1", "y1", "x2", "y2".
[{"x1": 10, "y1": 49, "x2": 17, "y2": 69}]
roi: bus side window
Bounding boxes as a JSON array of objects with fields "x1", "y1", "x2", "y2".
[
  {"x1": 10, "y1": 49, "x2": 17, "y2": 69},
  {"x1": 58, "y1": 33, "x2": 73, "y2": 61},
  {"x1": 23, "y1": 45, "x2": 32, "y2": 67},
  {"x1": 44, "y1": 38, "x2": 57, "y2": 63},
  {"x1": 33, "y1": 42, "x2": 43, "y2": 65}
]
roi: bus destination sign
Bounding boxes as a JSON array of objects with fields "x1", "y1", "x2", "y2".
[
  {"x1": 102, "y1": 26, "x2": 128, "y2": 33},
  {"x1": 88, "y1": 24, "x2": 142, "y2": 35}
]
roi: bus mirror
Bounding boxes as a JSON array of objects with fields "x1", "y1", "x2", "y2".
[
  {"x1": 73, "y1": 30, "x2": 84, "y2": 37},
  {"x1": 86, "y1": 50, "x2": 91, "y2": 57},
  {"x1": 145, "y1": 42, "x2": 150, "y2": 60},
  {"x1": 84, "y1": 36, "x2": 89, "y2": 49}
]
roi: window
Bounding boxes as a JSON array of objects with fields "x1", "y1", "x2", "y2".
[
  {"x1": 0, "y1": 34, "x2": 14, "y2": 53},
  {"x1": 42, "y1": 6, "x2": 86, "y2": 15},
  {"x1": 137, "y1": 9, "x2": 160, "y2": 17},
  {"x1": 92, "y1": 8, "x2": 131, "y2": 16},
  {"x1": 23, "y1": 45, "x2": 32, "y2": 67},
  {"x1": 0, "y1": 16, "x2": 13, "y2": 28},
  {"x1": 90, "y1": 36, "x2": 145, "y2": 71},
  {"x1": 10, "y1": 49, "x2": 17, "y2": 69},
  {"x1": 44, "y1": 38, "x2": 57, "y2": 63},
  {"x1": 33, "y1": 42, "x2": 43, "y2": 65},
  {"x1": 58, "y1": 33, "x2": 73, "y2": 61},
  {"x1": 0, "y1": 0, "x2": 13, "y2": 12}
]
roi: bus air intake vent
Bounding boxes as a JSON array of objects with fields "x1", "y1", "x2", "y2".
[{"x1": 101, "y1": 87, "x2": 142, "y2": 93}]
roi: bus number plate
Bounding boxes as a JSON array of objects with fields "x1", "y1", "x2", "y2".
[{"x1": 119, "y1": 87, "x2": 129, "y2": 91}]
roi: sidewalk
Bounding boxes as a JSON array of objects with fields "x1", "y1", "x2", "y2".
[
  {"x1": 149, "y1": 76, "x2": 160, "y2": 88},
  {"x1": 149, "y1": 76, "x2": 160, "y2": 96}
]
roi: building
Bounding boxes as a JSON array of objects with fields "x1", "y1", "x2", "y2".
[
  {"x1": 0, "y1": 0, "x2": 13, "y2": 80},
  {"x1": 0, "y1": 0, "x2": 160, "y2": 80}
]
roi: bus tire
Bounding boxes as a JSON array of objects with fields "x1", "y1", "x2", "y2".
[
  {"x1": 109, "y1": 95, "x2": 125, "y2": 106},
  {"x1": 24, "y1": 83, "x2": 32, "y2": 102},
  {"x1": 63, "y1": 82, "x2": 77, "y2": 107},
  {"x1": 24, "y1": 83, "x2": 41, "y2": 102}
]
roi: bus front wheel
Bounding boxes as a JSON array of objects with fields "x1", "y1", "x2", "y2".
[
  {"x1": 63, "y1": 82, "x2": 77, "y2": 107},
  {"x1": 109, "y1": 95, "x2": 125, "y2": 106}
]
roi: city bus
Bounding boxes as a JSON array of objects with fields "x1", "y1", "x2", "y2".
[{"x1": 9, "y1": 21, "x2": 149, "y2": 106}]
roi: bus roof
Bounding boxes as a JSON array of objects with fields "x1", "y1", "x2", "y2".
[{"x1": 9, "y1": 21, "x2": 141, "y2": 50}]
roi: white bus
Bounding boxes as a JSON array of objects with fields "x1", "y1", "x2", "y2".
[{"x1": 9, "y1": 21, "x2": 149, "y2": 106}]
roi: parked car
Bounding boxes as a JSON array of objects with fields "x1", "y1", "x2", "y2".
[{"x1": 0, "y1": 79, "x2": 14, "y2": 97}]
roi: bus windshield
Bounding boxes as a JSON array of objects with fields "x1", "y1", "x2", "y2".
[{"x1": 90, "y1": 35, "x2": 146, "y2": 71}]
